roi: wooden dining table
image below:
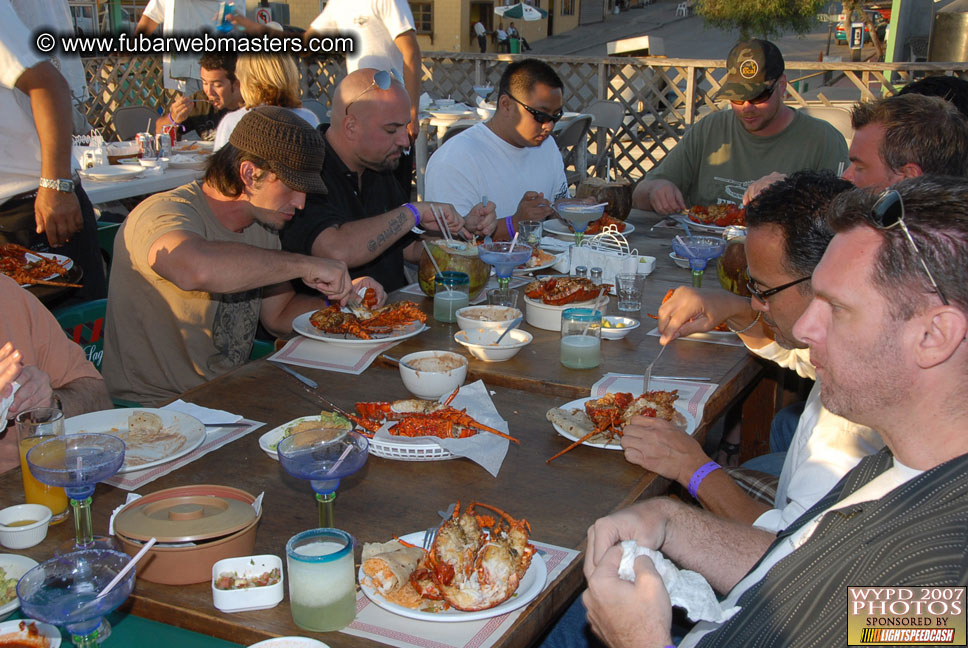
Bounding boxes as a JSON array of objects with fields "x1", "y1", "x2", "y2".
[{"x1": 1, "y1": 209, "x2": 778, "y2": 647}]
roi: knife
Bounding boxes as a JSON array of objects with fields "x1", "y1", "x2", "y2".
[
  {"x1": 203, "y1": 422, "x2": 252, "y2": 428},
  {"x1": 271, "y1": 362, "x2": 356, "y2": 420},
  {"x1": 271, "y1": 361, "x2": 318, "y2": 389}
]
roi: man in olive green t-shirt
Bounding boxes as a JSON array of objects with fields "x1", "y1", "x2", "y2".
[{"x1": 633, "y1": 39, "x2": 848, "y2": 214}]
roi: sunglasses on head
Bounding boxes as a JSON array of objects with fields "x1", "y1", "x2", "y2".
[
  {"x1": 730, "y1": 79, "x2": 778, "y2": 106},
  {"x1": 870, "y1": 189, "x2": 949, "y2": 305},
  {"x1": 746, "y1": 275, "x2": 811, "y2": 303},
  {"x1": 506, "y1": 93, "x2": 563, "y2": 124},
  {"x1": 345, "y1": 69, "x2": 398, "y2": 111}
]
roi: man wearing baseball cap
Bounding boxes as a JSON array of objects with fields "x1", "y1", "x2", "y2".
[
  {"x1": 103, "y1": 106, "x2": 381, "y2": 406},
  {"x1": 633, "y1": 39, "x2": 849, "y2": 214}
]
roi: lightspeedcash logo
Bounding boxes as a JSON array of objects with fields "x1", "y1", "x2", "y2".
[{"x1": 848, "y1": 587, "x2": 967, "y2": 646}]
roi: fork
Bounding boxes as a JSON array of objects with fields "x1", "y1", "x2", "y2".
[
  {"x1": 642, "y1": 343, "x2": 668, "y2": 394},
  {"x1": 422, "y1": 502, "x2": 457, "y2": 551}
]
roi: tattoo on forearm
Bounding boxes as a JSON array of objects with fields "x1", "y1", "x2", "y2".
[{"x1": 366, "y1": 211, "x2": 408, "y2": 253}]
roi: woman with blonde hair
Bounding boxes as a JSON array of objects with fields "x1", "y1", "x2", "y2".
[{"x1": 213, "y1": 53, "x2": 320, "y2": 149}]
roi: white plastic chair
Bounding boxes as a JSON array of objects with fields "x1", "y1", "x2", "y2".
[
  {"x1": 584, "y1": 100, "x2": 625, "y2": 179},
  {"x1": 300, "y1": 98, "x2": 329, "y2": 124},
  {"x1": 554, "y1": 116, "x2": 592, "y2": 188},
  {"x1": 112, "y1": 105, "x2": 156, "y2": 141},
  {"x1": 675, "y1": 2, "x2": 689, "y2": 17},
  {"x1": 799, "y1": 105, "x2": 854, "y2": 147}
]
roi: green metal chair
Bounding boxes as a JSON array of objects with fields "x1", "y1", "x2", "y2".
[{"x1": 54, "y1": 298, "x2": 107, "y2": 371}]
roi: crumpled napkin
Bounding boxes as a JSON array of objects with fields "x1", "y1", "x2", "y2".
[
  {"x1": 618, "y1": 540, "x2": 740, "y2": 623},
  {"x1": 0, "y1": 381, "x2": 20, "y2": 422}
]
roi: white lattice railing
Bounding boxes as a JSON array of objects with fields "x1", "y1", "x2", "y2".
[{"x1": 81, "y1": 53, "x2": 968, "y2": 179}]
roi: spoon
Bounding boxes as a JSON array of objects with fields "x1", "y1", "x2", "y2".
[
  {"x1": 383, "y1": 354, "x2": 419, "y2": 372},
  {"x1": 495, "y1": 315, "x2": 523, "y2": 345}
]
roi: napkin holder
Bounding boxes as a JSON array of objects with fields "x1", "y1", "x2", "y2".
[{"x1": 568, "y1": 229, "x2": 649, "y2": 285}]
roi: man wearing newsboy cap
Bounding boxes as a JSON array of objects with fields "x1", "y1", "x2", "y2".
[
  {"x1": 103, "y1": 107, "x2": 382, "y2": 406},
  {"x1": 633, "y1": 39, "x2": 849, "y2": 214}
]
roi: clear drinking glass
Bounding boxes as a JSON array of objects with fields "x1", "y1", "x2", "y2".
[
  {"x1": 487, "y1": 288, "x2": 519, "y2": 308},
  {"x1": 518, "y1": 220, "x2": 543, "y2": 248},
  {"x1": 560, "y1": 308, "x2": 602, "y2": 369},
  {"x1": 15, "y1": 408, "x2": 70, "y2": 524},
  {"x1": 286, "y1": 528, "x2": 356, "y2": 632},
  {"x1": 433, "y1": 271, "x2": 470, "y2": 323},
  {"x1": 615, "y1": 273, "x2": 646, "y2": 312}
]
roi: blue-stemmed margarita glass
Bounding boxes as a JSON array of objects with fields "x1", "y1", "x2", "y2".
[
  {"x1": 18, "y1": 549, "x2": 136, "y2": 648},
  {"x1": 27, "y1": 432, "x2": 125, "y2": 553},
  {"x1": 278, "y1": 428, "x2": 368, "y2": 528},
  {"x1": 554, "y1": 200, "x2": 605, "y2": 247},
  {"x1": 478, "y1": 242, "x2": 532, "y2": 297},
  {"x1": 671, "y1": 236, "x2": 727, "y2": 288}
]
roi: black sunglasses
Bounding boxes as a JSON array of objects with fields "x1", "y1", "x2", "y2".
[
  {"x1": 506, "y1": 93, "x2": 563, "y2": 124},
  {"x1": 747, "y1": 275, "x2": 811, "y2": 302},
  {"x1": 730, "y1": 79, "x2": 778, "y2": 106},
  {"x1": 870, "y1": 189, "x2": 949, "y2": 305}
]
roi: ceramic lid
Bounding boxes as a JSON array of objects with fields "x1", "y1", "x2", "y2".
[{"x1": 114, "y1": 490, "x2": 257, "y2": 543}]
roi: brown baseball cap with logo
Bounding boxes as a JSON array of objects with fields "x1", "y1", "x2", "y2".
[
  {"x1": 714, "y1": 39, "x2": 785, "y2": 102},
  {"x1": 229, "y1": 106, "x2": 327, "y2": 194}
]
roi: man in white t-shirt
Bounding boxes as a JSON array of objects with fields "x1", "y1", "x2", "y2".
[
  {"x1": 540, "y1": 176, "x2": 968, "y2": 648},
  {"x1": 424, "y1": 59, "x2": 568, "y2": 242},
  {"x1": 474, "y1": 20, "x2": 487, "y2": 52}
]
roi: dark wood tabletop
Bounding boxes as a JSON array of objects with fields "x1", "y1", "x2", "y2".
[{"x1": 1, "y1": 209, "x2": 775, "y2": 647}]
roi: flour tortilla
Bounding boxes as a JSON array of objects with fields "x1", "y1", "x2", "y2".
[{"x1": 361, "y1": 541, "x2": 426, "y2": 595}]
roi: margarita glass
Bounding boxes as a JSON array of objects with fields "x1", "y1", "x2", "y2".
[
  {"x1": 278, "y1": 428, "x2": 369, "y2": 528},
  {"x1": 671, "y1": 236, "x2": 727, "y2": 287},
  {"x1": 554, "y1": 200, "x2": 605, "y2": 247},
  {"x1": 478, "y1": 242, "x2": 532, "y2": 297},
  {"x1": 27, "y1": 432, "x2": 125, "y2": 553}
]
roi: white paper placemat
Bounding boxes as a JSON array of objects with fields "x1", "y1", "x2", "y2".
[
  {"x1": 103, "y1": 400, "x2": 264, "y2": 491},
  {"x1": 270, "y1": 336, "x2": 401, "y2": 374},
  {"x1": 342, "y1": 540, "x2": 579, "y2": 648}
]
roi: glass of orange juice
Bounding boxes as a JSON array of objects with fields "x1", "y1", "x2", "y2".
[{"x1": 15, "y1": 407, "x2": 69, "y2": 524}]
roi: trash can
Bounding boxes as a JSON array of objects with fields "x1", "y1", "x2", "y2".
[{"x1": 509, "y1": 37, "x2": 520, "y2": 54}]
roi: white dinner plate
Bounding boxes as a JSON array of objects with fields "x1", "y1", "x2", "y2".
[
  {"x1": 258, "y1": 414, "x2": 353, "y2": 460},
  {"x1": 427, "y1": 108, "x2": 476, "y2": 121},
  {"x1": 291, "y1": 311, "x2": 427, "y2": 347},
  {"x1": 543, "y1": 219, "x2": 635, "y2": 240},
  {"x1": 78, "y1": 164, "x2": 143, "y2": 181},
  {"x1": 66, "y1": 408, "x2": 205, "y2": 473},
  {"x1": 168, "y1": 153, "x2": 208, "y2": 169},
  {"x1": 359, "y1": 531, "x2": 547, "y2": 622},
  {"x1": 0, "y1": 554, "x2": 39, "y2": 621},
  {"x1": 513, "y1": 250, "x2": 562, "y2": 275},
  {"x1": 0, "y1": 619, "x2": 61, "y2": 646},
  {"x1": 671, "y1": 213, "x2": 732, "y2": 234},
  {"x1": 549, "y1": 395, "x2": 697, "y2": 450},
  {"x1": 20, "y1": 252, "x2": 74, "y2": 283}
]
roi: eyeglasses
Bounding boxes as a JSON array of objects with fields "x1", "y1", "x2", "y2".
[
  {"x1": 730, "y1": 79, "x2": 778, "y2": 106},
  {"x1": 345, "y1": 69, "x2": 396, "y2": 111},
  {"x1": 505, "y1": 93, "x2": 563, "y2": 124},
  {"x1": 870, "y1": 189, "x2": 949, "y2": 305},
  {"x1": 747, "y1": 275, "x2": 811, "y2": 302}
]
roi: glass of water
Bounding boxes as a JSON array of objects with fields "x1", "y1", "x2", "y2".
[
  {"x1": 518, "y1": 220, "x2": 543, "y2": 248},
  {"x1": 616, "y1": 273, "x2": 646, "y2": 312},
  {"x1": 286, "y1": 528, "x2": 356, "y2": 632}
]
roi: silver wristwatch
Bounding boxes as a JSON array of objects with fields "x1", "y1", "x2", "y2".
[{"x1": 39, "y1": 177, "x2": 75, "y2": 193}]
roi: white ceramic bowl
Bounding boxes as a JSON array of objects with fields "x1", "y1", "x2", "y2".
[
  {"x1": 399, "y1": 351, "x2": 468, "y2": 399},
  {"x1": 454, "y1": 328, "x2": 533, "y2": 362},
  {"x1": 602, "y1": 316, "x2": 640, "y2": 340},
  {"x1": 248, "y1": 639, "x2": 330, "y2": 648},
  {"x1": 636, "y1": 255, "x2": 657, "y2": 275},
  {"x1": 139, "y1": 157, "x2": 169, "y2": 170},
  {"x1": 212, "y1": 554, "x2": 284, "y2": 613},
  {"x1": 0, "y1": 504, "x2": 51, "y2": 550},
  {"x1": 455, "y1": 305, "x2": 522, "y2": 332},
  {"x1": 524, "y1": 295, "x2": 608, "y2": 332},
  {"x1": 476, "y1": 105, "x2": 496, "y2": 120},
  {"x1": 0, "y1": 554, "x2": 39, "y2": 621},
  {"x1": 435, "y1": 98, "x2": 456, "y2": 108},
  {"x1": 669, "y1": 252, "x2": 691, "y2": 269}
]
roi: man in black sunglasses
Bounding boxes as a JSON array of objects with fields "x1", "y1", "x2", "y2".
[
  {"x1": 633, "y1": 39, "x2": 848, "y2": 215},
  {"x1": 619, "y1": 170, "x2": 881, "y2": 536},
  {"x1": 425, "y1": 59, "x2": 569, "y2": 241}
]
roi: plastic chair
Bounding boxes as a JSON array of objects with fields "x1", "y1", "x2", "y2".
[
  {"x1": 583, "y1": 100, "x2": 625, "y2": 179},
  {"x1": 300, "y1": 99, "x2": 329, "y2": 124},
  {"x1": 675, "y1": 2, "x2": 689, "y2": 16},
  {"x1": 112, "y1": 105, "x2": 157, "y2": 141},
  {"x1": 553, "y1": 116, "x2": 592, "y2": 188},
  {"x1": 799, "y1": 105, "x2": 854, "y2": 147},
  {"x1": 54, "y1": 299, "x2": 107, "y2": 372},
  {"x1": 440, "y1": 123, "x2": 473, "y2": 146}
]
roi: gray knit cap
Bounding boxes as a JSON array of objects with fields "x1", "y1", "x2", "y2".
[{"x1": 229, "y1": 106, "x2": 327, "y2": 194}]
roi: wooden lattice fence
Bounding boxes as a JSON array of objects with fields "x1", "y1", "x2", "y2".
[{"x1": 80, "y1": 52, "x2": 968, "y2": 178}]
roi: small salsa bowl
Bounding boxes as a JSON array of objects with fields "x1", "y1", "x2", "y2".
[
  {"x1": 669, "y1": 252, "x2": 691, "y2": 269},
  {"x1": 0, "y1": 504, "x2": 51, "y2": 550},
  {"x1": 211, "y1": 554, "x2": 284, "y2": 613},
  {"x1": 454, "y1": 328, "x2": 533, "y2": 362},
  {"x1": 601, "y1": 316, "x2": 640, "y2": 340}
]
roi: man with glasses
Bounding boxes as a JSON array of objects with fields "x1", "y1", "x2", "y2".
[
  {"x1": 424, "y1": 59, "x2": 569, "y2": 241},
  {"x1": 546, "y1": 175, "x2": 968, "y2": 648},
  {"x1": 280, "y1": 69, "x2": 496, "y2": 292},
  {"x1": 625, "y1": 171, "x2": 881, "y2": 535},
  {"x1": 632, "y1": 40, "x2": 848, "y2": 214}
]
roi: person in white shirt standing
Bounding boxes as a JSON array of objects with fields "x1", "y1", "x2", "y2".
[
  {"x1": 474, "y1": 20, "x2": 487, "y2": 53},
  {"x1": 424, "y1": 59, "x2": 568, "y2": 242}
]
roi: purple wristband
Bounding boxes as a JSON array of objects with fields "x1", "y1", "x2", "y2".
[
  {"x1": 505, "y1": 215, "x2": 515, "y2": 239},
  {"x1": 687, "y1": 461, "x2": 721, "y2": 499},
  {"x1": 404, "y1": 203, "x2": 421, "y2": 228}
]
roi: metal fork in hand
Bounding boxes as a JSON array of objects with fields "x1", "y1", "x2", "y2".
[{"x1": 642, "y1": 343, "x2": 668, "y2": 394}]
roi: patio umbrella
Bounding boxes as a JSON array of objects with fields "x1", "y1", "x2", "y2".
[{"x1": 494, "y1": 3, "x2": 548, "y2": 20}]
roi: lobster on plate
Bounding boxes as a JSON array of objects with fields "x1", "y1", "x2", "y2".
[
  {"x1": 351, "y1": 388, "x2": 520, "y2": 444},
  {"x1": 408, "y1": 501, "x2": 536, "y2": 612},
  {"x1": 309, "y1": 299, "x2": 426, "y2": 340},
  {"x1": 524, "y1": 277, "x2": 610, "y2": 306}
]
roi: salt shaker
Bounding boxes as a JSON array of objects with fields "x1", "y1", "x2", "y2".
[{"x1": 590, "y1": 267, "x2": 603, "y2": 285}]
